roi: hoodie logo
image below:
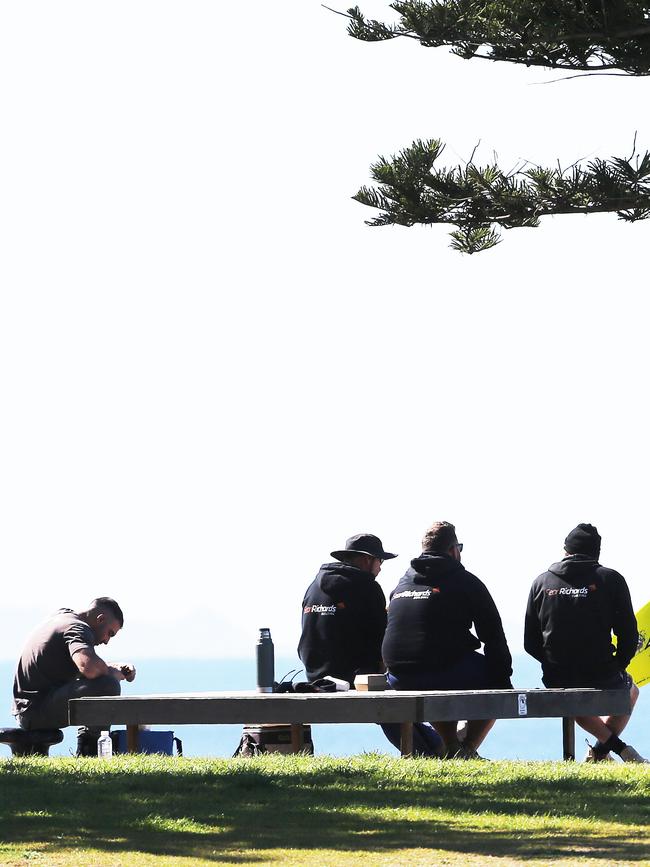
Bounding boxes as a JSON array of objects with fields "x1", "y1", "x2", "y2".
[
  {"x1": 546, "y1": 586, "x2": 595, "y2": 597},
  {"x1": 304, "y1": 604, "x2": 338, "y2": 615},
  {"x1": 393, "y1": 589, "x2": 433, "y2": 600}
]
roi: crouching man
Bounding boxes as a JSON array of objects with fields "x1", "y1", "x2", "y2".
[
  {"x1": 12, "y1": 597, "x2": 136, "y2": 756},
  {"x1": 525, "y1": 523, "x2": 646, "y2": 762}
]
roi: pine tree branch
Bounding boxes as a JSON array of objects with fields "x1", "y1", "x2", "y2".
[
  {"x1": 330, "y1": 2, "x2": 650, "y2": 75},
  {"x1": 354, "y1": 138, "x2": 650, "y2": 253}
]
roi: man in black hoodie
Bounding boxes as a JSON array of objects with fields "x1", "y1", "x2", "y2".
[
  {"x1": 383, "y1": 521, "x2": 513, "y2": 758},
  {"x1": 525, "y1": 523, "x2": 646, "y2": 762},
  {"x1": 298, "y1": 533, "x2": 393, "y2": 684},
  {"x1": 298, "y1": 532, "x2": 443, "y2": 756}
]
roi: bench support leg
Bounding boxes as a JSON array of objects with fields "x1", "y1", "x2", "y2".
[
  {"x1": 127, "y1": 724, "x2": 140, "y2": 754},
  {"x1": 400, "y1": 722, "x2": 413, "y2": 757},
  {"x1": 290, "y1": 724, "x2": 304, "y2": 753},
  {"x1": 562, "y1": 717, "x2": 575, "y2": 761}
]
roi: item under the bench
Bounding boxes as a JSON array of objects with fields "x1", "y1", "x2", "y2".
[
  {"x1": 111, "y1": 729, "x2": 182, "y2": 756},
  {"x1": 234, "y1": 723, "x2": 314, "y2": 756}
]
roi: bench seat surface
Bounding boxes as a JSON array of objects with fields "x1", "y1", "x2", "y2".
[{"x1": 69, "y1": 688, "x2": 630, "y2": 727}]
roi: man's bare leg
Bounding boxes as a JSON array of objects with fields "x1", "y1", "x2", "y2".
[
  {"x1": 577, "y1": 681, "x2": 638, "y2": 740},
  {"x1": 433, "y1": 719, "x2": 494, "y2": 756},
  {"x1": 600, "y1": 681, "x2": 639, "y2": 737},
  {"x1": 464, "y1": 718, "x2": 495, "y2": 751},
  {"x1": 577, "y1": 683, "x2": 646, "y2": 761},
  {"x1": 432, "y1": 720, "x2": 461, "y2": 754}
]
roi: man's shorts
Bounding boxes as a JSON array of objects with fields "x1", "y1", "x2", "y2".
[
  {"x1": 387, "y1": 651, "x2": 491, "y2": 692},
  {"x1": 542, "y1": 668, "x2": 633, "y2": 691}
]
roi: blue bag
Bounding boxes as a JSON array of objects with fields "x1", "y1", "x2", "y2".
[{"x1": 111, "y1": 729, "x2": 182, "y2": 755}]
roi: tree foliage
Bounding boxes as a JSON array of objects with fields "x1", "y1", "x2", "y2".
[
  {"x1": 345, "y1": 1, "x2": 650, "y2": 74},
  {"x1": 354, "y1": 138, "x2": 650, "y2": 252}
]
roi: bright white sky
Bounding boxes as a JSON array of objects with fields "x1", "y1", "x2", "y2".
[{"x1": 1, "y1": 1, "x2": 648, "y2": 664}]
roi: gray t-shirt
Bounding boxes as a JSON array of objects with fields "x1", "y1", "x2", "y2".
[{"x1": 12, "y1": 608, "x2": 95, "y2": 717}]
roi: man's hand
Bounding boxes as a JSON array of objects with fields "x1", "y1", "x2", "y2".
[
  {"x1": 74, "y1": 648, "x2": 137, "y2": 682},
  {"x1": 113, "y1": 663, "x2": 136, "y2": 682}
]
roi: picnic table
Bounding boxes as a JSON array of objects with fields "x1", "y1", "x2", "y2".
[{"x1": 69, "y1": 687, "x2": 631, "y2": 760}]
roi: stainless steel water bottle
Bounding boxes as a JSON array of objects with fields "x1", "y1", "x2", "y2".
[{"x1": 256, "y1": 627, "x2": 275, "y2": 693}]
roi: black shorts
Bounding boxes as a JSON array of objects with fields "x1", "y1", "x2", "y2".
[{"x1": 542, "y1": 668, "x2": 632, "y2": 690}]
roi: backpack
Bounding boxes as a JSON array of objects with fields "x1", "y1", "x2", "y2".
[{"x1": 233, "y1": 724, "x2": 314, "y2": 756}]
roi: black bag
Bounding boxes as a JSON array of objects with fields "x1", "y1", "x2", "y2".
[{"x1": 233, "y1": 724, "x2": 314, "y2": 757}]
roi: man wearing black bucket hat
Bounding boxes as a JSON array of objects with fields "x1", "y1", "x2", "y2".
[
  {"x1": 525, "y1": 523, "x2": 647, "y2": 762},
  {"x1": 298, "y1": 533, "x2": 444, "y2": 757},
  {"x1": 298, "y1": 533, "x2": 396, "y2": 685}
]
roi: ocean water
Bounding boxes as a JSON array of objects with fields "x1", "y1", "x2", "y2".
[{"x1": 1, "y1": 655, "x2": 648, "y2": 761}]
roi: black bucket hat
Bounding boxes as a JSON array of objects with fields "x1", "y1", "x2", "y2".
[{"x1": 330, "y1": 533, "x2": 397, "y2": 562}]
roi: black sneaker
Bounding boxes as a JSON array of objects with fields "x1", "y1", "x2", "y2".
[{"x1": 584, "y1": 742, "x2": 613, "y2": 762}]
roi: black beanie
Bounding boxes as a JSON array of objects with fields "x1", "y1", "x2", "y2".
[{"x1": 564, "y1": 523, "x2": 601, "y2": 559}]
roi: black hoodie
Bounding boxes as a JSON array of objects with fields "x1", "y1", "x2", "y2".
[
  {"x1": 297, "y1": 562, "x2": 387, "y2": 684},
  {"x1": 524, "y1": 554, "x2": 638, "y2": 680},
  {"x1": 382, "y1": 554, "x2": 513, "y2": 688}
]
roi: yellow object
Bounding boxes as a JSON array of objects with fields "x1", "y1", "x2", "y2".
[{"x1": 628, "y1": 600, "x2": 650, "y2": 688}]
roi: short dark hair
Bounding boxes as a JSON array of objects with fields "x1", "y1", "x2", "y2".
[
  {"x1": 422, "y1": 521, "x2": 457, "y2": 554},
  {"x1": 90, "y1": 597, "x2": 124, "y2": 628}
]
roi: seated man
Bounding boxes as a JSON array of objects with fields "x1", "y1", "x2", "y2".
[
  {"x1": 382, "y1": 521, "x2": 513, "y2": 758},
  {"x1": 298, "y1": 533, "x2": 442, "y2": 756},
  {"x1": 525, "y1": 523, "x2": 646, "y2": 762},
  {"x1": 12, "y1": 597, "x2": 136, "y2": 755},
  {"x1": 299, "y1": 533, "x2": 393, "y2": 685}
]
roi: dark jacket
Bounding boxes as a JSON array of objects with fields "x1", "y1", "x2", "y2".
[
  {"x1": 298, "y1": 562, "x2": 387, "y2": 684},
  {"x1": 524, "y1": 554, "x2": 638, "y2": 680},
  {"x1": 382, "y1": 553, "x2": 513, "y2": 688}
]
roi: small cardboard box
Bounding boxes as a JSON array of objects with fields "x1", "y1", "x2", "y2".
[{"x1": 354, "y1": 674, "x2": 387, "y2": 692}]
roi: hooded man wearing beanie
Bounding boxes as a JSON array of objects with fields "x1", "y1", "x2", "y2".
[
  {"x1": 525, "y1": 523, "x2": 646, "y2": 762},
  {"x1": 382, "y1": 521, "x2": 513, "y2": 759},
  {"x1": 298, "y1": 533, "x2": 443, "y2": 757}
]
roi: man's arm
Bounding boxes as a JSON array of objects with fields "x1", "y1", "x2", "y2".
[
  {"x1": 610, "y1": 573, "x2": 638, "y2": 670},
  {"x1": 523, "y1": 584, "x2": 544, "y2": 663},
  {"x1": 365, "y1": 584, "x2": 388, "y2": 672},
  {"x1": 471, "y1": 579, "x2": 513, "y2": 688},
  {"x1": 72, "y1": 647, "x2": 129, "y2": 681}
]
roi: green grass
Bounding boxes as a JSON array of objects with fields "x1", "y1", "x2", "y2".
[{"x1": 0, "y1": 754, "x2": 648, "y2": 866}]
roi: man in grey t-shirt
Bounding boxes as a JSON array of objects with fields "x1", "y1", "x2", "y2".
[{"x1": 12, "y1": 597, "x2": 136, "y2": 755}]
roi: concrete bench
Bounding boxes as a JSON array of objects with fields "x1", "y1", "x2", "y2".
[{"x1": 69, "y1": 687, "x2": 630, "y2": 760}]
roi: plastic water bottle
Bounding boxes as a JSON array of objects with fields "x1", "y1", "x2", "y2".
[
  {"x1": 97, "y1": 731, "x2": 113, "y2": 759},
  {"x1": 256, "y1": 628, "x2": 275, "y2": 693}
]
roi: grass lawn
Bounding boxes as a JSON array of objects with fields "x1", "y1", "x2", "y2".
[{"x1": 0, "y1": 754, "x2": 648, "y2": 866}]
